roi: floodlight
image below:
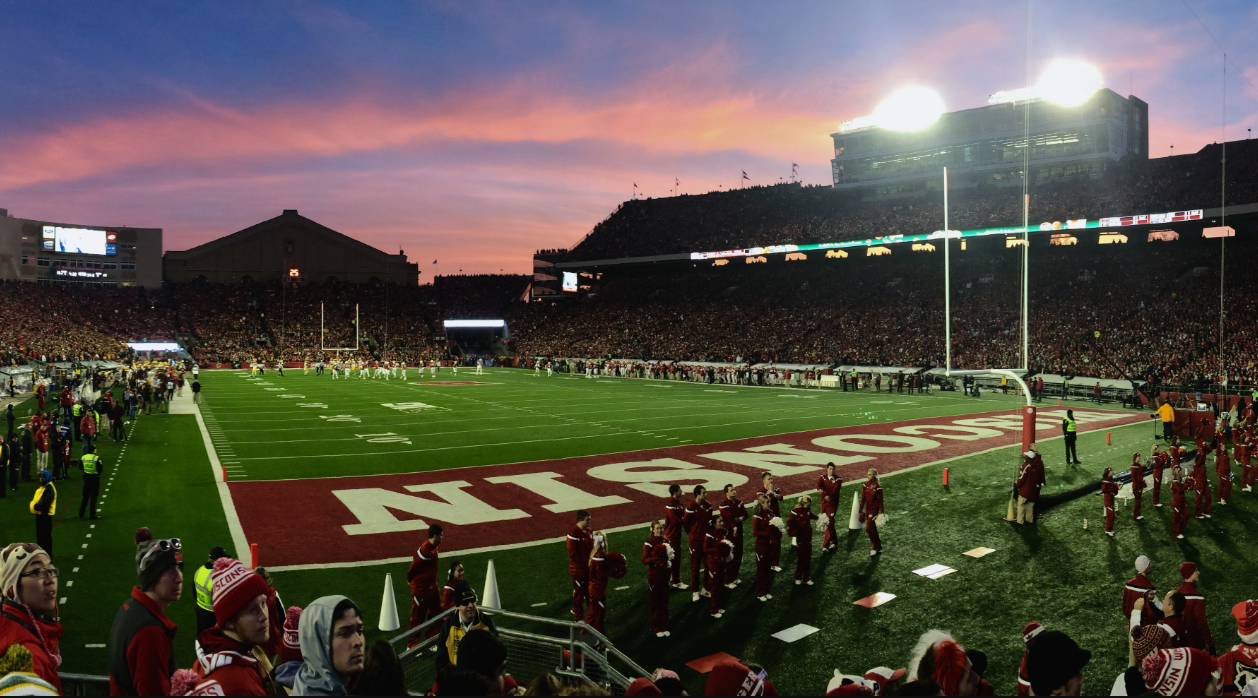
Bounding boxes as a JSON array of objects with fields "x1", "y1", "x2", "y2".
[
  {"x1": 1035, "y1": 60, "x2": 1102, "y2": 106},
  {"x1": 871, "y1": 87, "x2": 945, "y2": 131}
]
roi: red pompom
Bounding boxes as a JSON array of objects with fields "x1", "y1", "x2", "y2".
[
  {"x1": 212, "y1": 556, "x2": 236, "y2": 573},
  {"x1": 134, "y1": 527, "x2": 153, "y2": 545},
  {"x1": 606, "y1": 552, "x2": 628, "y2": 580},
  {"x1": 285, "y1": 605, "x2": 303, "y2": 628},
  {"x1": 170, "y1": 668, "x2": 200, "y2": 696}
]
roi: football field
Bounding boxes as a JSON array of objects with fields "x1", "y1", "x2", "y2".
[{"x1": 7, "y1": 369, "x2": 1253, "y2": 695}]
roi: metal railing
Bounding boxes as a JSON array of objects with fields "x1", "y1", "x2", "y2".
[
  {"x1": 58, "y1": 672, "x2": 111, "y2": 696},
  {"x1": 389, "y1": 606, "x2": 649, "y2": 695}
]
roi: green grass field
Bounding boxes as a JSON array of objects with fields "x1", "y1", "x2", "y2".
[{"x1": 1, "y1": 369, "x2": 1250, "y2": 695}]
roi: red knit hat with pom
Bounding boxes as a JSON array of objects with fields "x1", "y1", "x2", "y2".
[
  {"x1": 210, "y1": 557, "x2": 270, "y2": 627},
  {"x1": 931, "y1": 640, "x2": 969, "y2": 696},
  {"x1": 280, "y1": 606, "x2": 304, "y2": 664}
]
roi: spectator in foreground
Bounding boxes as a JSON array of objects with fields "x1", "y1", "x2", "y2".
[
  {"x1": 190, "y1": 557, "x2": 272, "y2": 695},
  {"x1": 293, "y1": 595, "x2": 365, "y2": 696},
  {"x1": 109, "y1": 528, "x2": 182, "y2": 696},
  {"x1": 455, "y1": 628, "x2": 517, "y2": 696},
  {"x1": 350, "y1": 639, "x2": 405, "y2": 696},
  {"x1": 1140, "y1": 647, "x2": 1220, "y2": 695},
  {"x1": 705, "y1": 660, "x2": 773, "y2": 696},
  {"x1": 1025, "y1": 630, "x2": 1091, "y2": 696},
  {"x1": 0, "y1": 543, "x2": 63, "y2": 692},
  {"x1": 435, "y1": 584, "x2": 496, "y2": 674}
]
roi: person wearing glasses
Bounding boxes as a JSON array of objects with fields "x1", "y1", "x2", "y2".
[
  {"x1": 108, "y1": 528, "x2": 183, "y2": 696},
  {"x1": 434, "y1": 583, "x2": 497, "y2": 676},
  {"x1": 0, "y1": 543, "x2": 64, "y2": 693}
]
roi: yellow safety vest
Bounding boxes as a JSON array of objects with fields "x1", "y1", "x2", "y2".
[
  {"x1": 30, "y1": 483, "x2": 56, "y2": 516},
  {"x1": 72, "y1": 404, "x2": 82, "y2": 417},
  {"x1": 1065, "y1": 417, "x2": 1077, "y2": 433},
  {"x1": 193, "y1": 564, "x2": 214, "y2": 611},
  {"x1": 81, "y1": 453, "x2": 100, "y2": 475}
]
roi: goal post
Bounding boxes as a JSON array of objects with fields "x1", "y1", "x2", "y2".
[
  {"x1": 320, "y1": 302, "x2": 360, "y2": 352},
  {"x1": 947, "y1": 369, "x2": 1036, "y2": 455}
]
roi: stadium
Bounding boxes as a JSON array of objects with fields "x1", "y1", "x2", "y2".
[{"x1": 1, "y1": 7, "x2": 1257, "y2": 698}]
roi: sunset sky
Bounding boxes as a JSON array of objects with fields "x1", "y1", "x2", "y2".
[{"x1": 1, "y1": 1, "x2": 1255, "y2": 275}]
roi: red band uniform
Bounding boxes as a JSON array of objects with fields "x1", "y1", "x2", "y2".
[
  {"x1": 816, "y1": 473, "x2": 843, "y2": 550},
  {"x1": 641, "y1": 535, "x2": 671, "y2": 634},
  {"x1": 566, "y1": 526, "x2": 593, "y2": 622}
]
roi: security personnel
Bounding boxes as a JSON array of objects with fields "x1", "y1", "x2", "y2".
[
  {"x1": 1062, "y1": 409, "x2": 1081, "y2": 465},
  {"x1": 31, "y1": 469, "x2": 56, "y2": 555},
  {"x1": 72, "y1": 402, "x2": 83, "y2": 441},
  {"x1": 79, "y1": 445, "x2": 102, "y2": 520},
  {"x1": 193, "y1": 547, "x2": 230, "y2": 634}
]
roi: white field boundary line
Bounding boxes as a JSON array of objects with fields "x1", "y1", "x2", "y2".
[
  {"x1": 193, "y1": 404, "x2": 251, "y2": 560},
  {"x1": 264, "y1": 416, "x2": 1147, "y2": 572}
]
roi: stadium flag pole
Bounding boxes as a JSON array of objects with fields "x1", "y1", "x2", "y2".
[
  {"x1": 943, "y1": 167, "x2": 951, "y2": 375},
  {"x1": 1220, "y1": 52, "x2": 1226, "y2": 392},
  {"x1": 320, "y1": 302, "x2": 324, "y2": 351},
  {"x1": 378, "y1": 573, "x2": 400, "y2": 632},
  {"x1": 1021, "y1": 0, "x2": 1032, "y2": 372}
]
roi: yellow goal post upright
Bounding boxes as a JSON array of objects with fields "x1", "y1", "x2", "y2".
[{"x1": 321, "y1": 302, "x2": 360, "y2": 357}]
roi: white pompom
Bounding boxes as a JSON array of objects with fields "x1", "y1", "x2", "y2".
[
  {"x1": 815, "y1": 513, "x2": 831, "y2": 533},
  {"x1": 769, "y1": 516, "x2": 787, "y2": 536}
]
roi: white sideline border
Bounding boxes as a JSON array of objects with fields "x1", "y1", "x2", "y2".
[
  {"x1": 193, "y1": 403, "x2": 252, "y2": 561},
  {"x1": 265, "y1": 412, "x2": 1148, "y2": 572}
]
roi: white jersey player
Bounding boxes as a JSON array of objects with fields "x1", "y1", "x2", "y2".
[{"x1": 476, "y1": 358, "x2": 484, "y2": 375}]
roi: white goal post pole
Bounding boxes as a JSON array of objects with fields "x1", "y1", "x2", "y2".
[
  {"x1": 943, "y1": 166, "x2": 951, "y2": 376},
  {"x1": 321, "y1": 302, "x2": 325, "y2": 351},
  {"x1": 949, "y1": 369, "x2": 1035, "y2": 454},
  {"x1": 356, "y1": 304, "x2": 360, "y2": 350}
]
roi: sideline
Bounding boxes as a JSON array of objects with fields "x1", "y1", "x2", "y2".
[
  {"x1": 180, "y1": 390, "x2": 252, "y2": 559},
  {"x1": 266, "y1": 414, "x2": 1149, "y2": 572}
]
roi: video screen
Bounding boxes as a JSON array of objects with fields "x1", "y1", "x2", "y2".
[
  {"x1": 562, "y1": 272, "x2": 579, "y2": 292},
  {"x1": 43, "y1": 226, "x2": 118, "y2": 256}
]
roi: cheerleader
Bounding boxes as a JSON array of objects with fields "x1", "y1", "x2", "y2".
[
  {"x1": 703, "y1": 516, "x2": 733, "y2": 618},
  {"x1": 859, "y1": 469, "x2": 885, "y2": 556},
  {"x1": 786, "y1": 496, "x2": 819, "y2": 585},
  {"x1": 816, "y1": 463, "x2": 843, "y2": 551},
  {"x1": 1101, "y1": 467, "x2": 1118, "y2": 537},
  {"x1": 586, "y1": 531, "x2": 626, "y2": 639},
  {"x1": 1129, "y1": 453, "x2": 1145, "y2": 520},
  {"x1": 440, "y1": 560, "x2": 465, "y2": 611},
  {"x1": 752, "y1": 494, "x2": 783, "y2": 602},
  {"x1": 1151, "y1": 444, "x2": 1166, "y2": 507},
  {"x1": 642, "y1": 521, "x2": 672, "y2": 637},
  {"x1": 1216, "y1": 441, "x2": 1232, "y2": 504},
  {"x1": 1170, "y1": 466, "x2": 1189, "y2": 539}
]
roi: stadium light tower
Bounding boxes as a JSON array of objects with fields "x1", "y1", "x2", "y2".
[
  {"x1": 988, "y1": 60, "x2": 1103, "y2": 106},
  {"x1": 840, "y1": 86, "x2": 945, "y2": 133}
]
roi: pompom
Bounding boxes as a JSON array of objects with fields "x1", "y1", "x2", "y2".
[
  {"x1": 815, "y1": 513, "x2": 831, "y2": 533},
  {"x1": 1141, "y1": 650, "x2": 1168, "y2": 690},
  {"x1": 663, "y1": 543, "x2": 675, "y2": 561},
  {"x1": 769, "y1": 516, "x2": 787, "y2": 536},
  {"x1": 0, "y1": 644, "x2": 33, "y2": 674},
  {"x1": 212, "y1": 556, "x2": 236, "y2": 573},
  {"x1": 134, "y1": 527, "x2": 153, "y2": 545},
  {"x1": 170, "y1": 668, "x2": 201, "y2": 696},
  {"x1": 285, "y1": 605, "x2": 303, "y2": 628}
]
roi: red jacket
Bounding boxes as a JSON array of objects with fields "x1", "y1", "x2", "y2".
[
  {"x1": 663, "y1": 496, "x2": 685, "y2": 540},
  {"x1": 816, "y1": 475, "x2": 843, "y2": 514},
  {"x1": 1217, "y1": 448, "x2": 1232, "y2": 477},
  {"x1": 1130, "y1": 465, "x2": 1145, "y2": 494},
  {"x1": 752, "y1": 510, "x2": 781, "y2": 552},
  {"x1": 1175, "y1": 581, "x2": 1214, "y2": 650},
  {"x1": 683, "y1": 500, "x2": 713, "y2": 543},
  {"x1": 1016, "y1": 457, "x2": 1045, "y2": 500},
  {"x1": 566, "y1": 526, "x2": 593, "y2": 578},
  {"x1": 406, "y1": 540, "x2": 439, "y2": 593},
  {"x1": 1122, "y1": 574, "x2": 1160, "y2": 620},
  {"x1": 786, "y1": 508, "x2": 817, "y2": 543},
  {"x1": 1218, "y1": 642, "x2": 1258, "y2": 695},
  {"x1": 1101, "y1": 477, "x2": 1119, "y2": 506},
  {"x1": 860, "y1": 481, "x2": 884, "y2": 520},
  {"x1": 642, "y1": 536, "x2": 670, "y2": 580},
  {"x1": 1172, "y1": 478, "x2": 1188, "y2": 508},
  {"x1": 756, "y1": 487, "x2": 783, "y2": 518},
  {"x1": 0, "y1": 601, "x2": 63, "y2": 693},
  {"x1": 109, "y1": 586, "x2": 177, "y2": 696},
  {"x1": 703, "y1": 529, "x2": 730, "y2": 562},
  {"x1": 81, "y1": 413, "x2": 96, "y2": 437},
  {"x1": 717, "y1": 496, "x2": 747, "y2": 538},
  {"x1": 190, "y1": 628, "x2": 268, "y2": 696},
  {"x1": 588, "y1": 557, "x2": 608, "y2": 602}
]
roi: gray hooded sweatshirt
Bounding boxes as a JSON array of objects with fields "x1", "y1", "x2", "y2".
[{"x1": 293, "y1": 595, "x2": 353, "y2": 696}]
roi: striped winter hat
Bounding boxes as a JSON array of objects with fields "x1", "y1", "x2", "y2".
[{"x1": 211, "y1": 557, "x2": 270, "y2": 627}]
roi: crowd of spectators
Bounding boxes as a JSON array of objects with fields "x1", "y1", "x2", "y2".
[
  {"x1": 564, "y1": 139, "x2": 1258, "y2": 262},
  {"x1": 509, "y1": 239, "x2": 1258, "y2": 391}
]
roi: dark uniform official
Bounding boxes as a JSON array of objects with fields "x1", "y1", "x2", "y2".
[{"x1": 79, "y1": 446, "x2": 102, "y2": 519}]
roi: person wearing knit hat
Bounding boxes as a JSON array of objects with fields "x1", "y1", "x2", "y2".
[
  {"x1": 705, "y1": 660, "x2": 767, "y2": 696},
  {"x1": 1123, "y1": 556, "x2": 1163, "y2": 621},
  {"x1": 108, "y1": 528, "x2": 182, "y2": 696},
  {"x1": 193, "y1": 547, "x2": 230, "y2": 636},
  {"x1": 1175, "y1": 562, "x2": 1215, "y2": 653},
  {"x1": 189, "y1": 557, "x2": 273, "y2": 696},
  {"x1": 930, "y1": 639, "x2": 980, "y2": 696},
  {"x1": 1016, "y1": 622, "x2": 1044, "y2": 696},
  {"x1": 279, "y1": 606, "x2": 304, "y2": 665},
  {"x1": 1141, "y1": 647, "x2": 1220, "y2": 695},
  {"x1": 1218, "y1": 600, "x2": 1258, "y2": 693},
  {"x1": 0, "y1": 544, "x2": 63, "y2": 693},
  {"x1": 1026, "y1": 630, "x2": 1091, "y2": 696}
]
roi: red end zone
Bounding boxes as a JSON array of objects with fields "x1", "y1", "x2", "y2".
[
  {"x1": 409, "y1": 381, "x2": 491, "y2": 386},
  {"x1": 229, "y1": 408, "x2": 1144, "y2": 567}
]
